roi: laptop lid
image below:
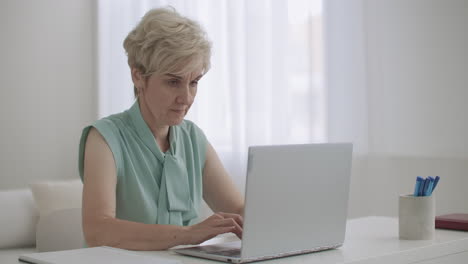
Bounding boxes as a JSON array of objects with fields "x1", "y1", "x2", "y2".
[{"x1": 241, "y1": 143, "x2": 352, "y2": 259}]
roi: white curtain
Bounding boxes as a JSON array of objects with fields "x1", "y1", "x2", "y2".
[{"x1": 97, "y1": 0, "x2": 325, "y2": 190}]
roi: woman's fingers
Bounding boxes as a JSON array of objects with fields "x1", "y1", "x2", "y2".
[
  {"x1": 215, "y1": 225, "x2": 237, "y2": 235},
  {"x1": 213, "y1": 212, "x2": 243, "y2": 239},
  {"x1": 217, "y1": 212, "x2": 244, "y2": 227},
  {"x1": 213, "y1": 217, "x2": 243, "y2": 239}
]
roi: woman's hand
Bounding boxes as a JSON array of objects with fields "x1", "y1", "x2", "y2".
[{"x1": 186, "y1": 212, "x2": 243, "y2": 245}]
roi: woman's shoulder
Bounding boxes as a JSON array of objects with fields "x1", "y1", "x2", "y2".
[
  {"x1": 176, "y1": 120, "x2": 208, "y2": 165},
  {"x1": 90, "y1": 111, "x2": 133, "y2": 134},
  {"x1": 178, "y1": 119, "x2": 203, "y2": 134},
  {"x1": 83, "y1": 111, "x2": 135, "y2": 150},
  {"x1": 79, "y1": 111, "x2": 131, "y2": 180},
  {"x1": 177, "y1": 119, "x2": 207, "y2": 142},
  {"x1": 96, "y1": 111, "x2": 131, "y2": 126}
]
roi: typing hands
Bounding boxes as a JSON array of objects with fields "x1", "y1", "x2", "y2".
[{"x1": 186, "y1": 212, "x2": 243, "y2": 245}]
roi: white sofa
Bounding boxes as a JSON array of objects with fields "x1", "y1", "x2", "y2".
[
  {"x1": 0, "y1": 180, "x2": 84, "y2": 263},
  {"x1": 0, "y1": 179, "x2": 217, "y2": 263}
]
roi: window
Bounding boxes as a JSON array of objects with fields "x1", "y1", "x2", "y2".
[{"x1": 97, "y1": 0, "x2": 325, "y2": 184}]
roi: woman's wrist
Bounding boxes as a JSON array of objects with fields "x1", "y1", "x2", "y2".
[
  {"x1": 144, "y1": 223, "x2": 192, "y2": 249},
  {"x1": 176, "y1": 225, "x2": 193, "y2": 246}
]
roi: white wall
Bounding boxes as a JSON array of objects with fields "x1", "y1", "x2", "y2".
[
  {"x1": 366, "y1": 0, "x2": 468, "y2": 159},
  {"x1": 365, "y1": 0, "x2": 468, "y2": 217},
  {"x1": 0, "y1": 0, "x2": 96, "y2": 189},
  {"x1": 327, "y1": 0, "x2": 468, "y2": 218}
]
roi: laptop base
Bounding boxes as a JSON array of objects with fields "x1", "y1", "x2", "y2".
[{"x1": 173, "y1": 242, "x2": 342, "y2": 263}]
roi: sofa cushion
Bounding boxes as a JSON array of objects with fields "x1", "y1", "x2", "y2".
[
  {"x1": 0, "y1": 189, "x2": 38, "y2": 248},
  {"x1": 29, "y1": 179, "x2": 82, "y2": 218},
  {"x1": 36, "y1": 208, "x2": 84, "y2": 252},
  {"x1": 29, "y1": 179, "x2": 83, "y2": 252}
]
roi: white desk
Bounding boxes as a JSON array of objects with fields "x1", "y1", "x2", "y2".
[
  {"x1": 5, "y1": 216, "x2": 468, "y2": 263},
  {"x1": 140, "y1": 216, "x2": 468, "y2": 264}
]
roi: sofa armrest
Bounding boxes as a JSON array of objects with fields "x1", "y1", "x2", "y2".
[
  {"x1": 0, "y1": 189, "x2": 38, "y2": 249},
  {"x1": 0, "y1": 247, "x2": 36, "y2": 263}
]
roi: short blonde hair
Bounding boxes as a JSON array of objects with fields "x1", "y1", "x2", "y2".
[{"x1": 123, "y1": 7, "x2": 211, "y2": 96}]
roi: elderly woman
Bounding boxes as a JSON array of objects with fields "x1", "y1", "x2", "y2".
[{"x1": 78, "y1": 7, "x2": 244, "y2": 250}]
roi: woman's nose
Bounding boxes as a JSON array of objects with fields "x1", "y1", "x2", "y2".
[{"x1": 176, "y1": 86, "x2": 193, "y2": 104}]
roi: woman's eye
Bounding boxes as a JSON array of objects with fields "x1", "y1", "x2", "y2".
[
  {"x1": 190, "y1": 81, "x2": 198, "y2": 87},
  {"x1": 168, "y1": 79, "x2": 179, "y2": 86}
]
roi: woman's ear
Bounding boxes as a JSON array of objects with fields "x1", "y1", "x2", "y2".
[{"x1": 131, "y1": 68, "x2": 144, "y2": 92}]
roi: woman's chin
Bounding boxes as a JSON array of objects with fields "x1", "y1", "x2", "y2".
[
  {"x1": 168, "y1": 117, "x2": 185, "y2": 126},
  {"x1": 167, "y1": 111, "x2": 187, "y2": 126}
]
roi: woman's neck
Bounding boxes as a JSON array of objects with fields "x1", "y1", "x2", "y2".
[
  {"x1": 153, "y1": 128, "x2": 170, "y2": 153},
  {"x1": 138, "y1": 99, "x2": 170, "y2": 152}
]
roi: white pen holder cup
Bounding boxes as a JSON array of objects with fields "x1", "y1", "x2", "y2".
[{"x1": 399, "y1": 194, "x2": 435, "y2": 240}]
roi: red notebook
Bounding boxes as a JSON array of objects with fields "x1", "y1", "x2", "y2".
[{"x1": 435, "y1": 214, "x2": 468, "y2": 231}]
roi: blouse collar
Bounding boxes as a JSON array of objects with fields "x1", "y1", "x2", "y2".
[{"x1": 128, "y1": 100, "x2": 178, "y2": 162}]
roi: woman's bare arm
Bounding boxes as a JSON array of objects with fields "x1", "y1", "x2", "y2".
[{"x1": 202, "y1": 143, "x2": 245, "y2": 216}]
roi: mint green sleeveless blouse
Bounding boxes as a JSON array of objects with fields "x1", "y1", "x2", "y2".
[{"x1": 78, "y1": 101, "x2": 207, "y2": 226}]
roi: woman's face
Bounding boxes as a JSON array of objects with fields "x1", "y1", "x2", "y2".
[{"x1": 134, "y1": 68, "x2": 203, "y2": 128}]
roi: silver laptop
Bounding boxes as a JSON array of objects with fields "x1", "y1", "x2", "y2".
[{"x1": 174, "y1": 143, "x2": 353, "y2": 263}]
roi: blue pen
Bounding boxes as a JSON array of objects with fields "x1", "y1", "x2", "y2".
[
  {"x1": 422, "y1": 178, "x2": 431, "y2": 196},
  {"x1": 414, "y1": 176, "x2": 424, "y2": 196},
  {"x1": 418, "y1": 177, "x2": 427, "y2": 196},
  {"x1": 432, "y1": 176, "x2": 440, "y2": 193},
  {"x1": 426, "y1": 176, "x2": 435, "y2": 196}
]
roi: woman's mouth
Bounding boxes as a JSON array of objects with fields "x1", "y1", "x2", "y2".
[{"x1": 171, "y1": 109, "x2": 185, "y2": 114}]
